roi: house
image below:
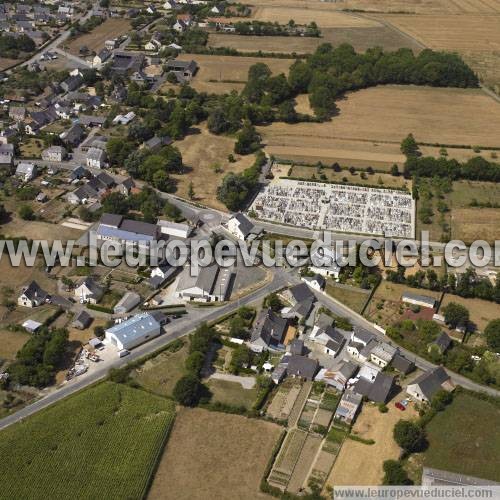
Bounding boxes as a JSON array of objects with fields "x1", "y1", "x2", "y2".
[
  {"x1": 173, "y1": 19, "x2": 189, "y2": 32},
  {"x1": 227, "y1": 213, "x2": 259, "y2": 241},
  {"x1": 69, "y1": 165, "x2": 90, "y2": 181},
  {"x1": 60, "y1": 123, "x2": 85, "y2": 146},
  {"x1": 22, "y1": 319, "x2": 43, "y2": 333},
  {"x1": 54, "y1": 102, "x2": 72, "y2": 119},
  {"x1": 15, "y1": 162, "x2": 37, "y2": 181},
  {"x1": 113, "y1": 291, "x2": 141, "y2": 314},
  {"x1": 18, "y1": 281, "x2": 49, "y2": 308},
  {"x1": 86, "y1": 147, "x2": 107, "y2": 168},
  {"x1": 370, "y1": 342, "x2": 397, "y2": 368},
  {"x1": 175, "y1": 262, "x2": 233, "y2": 302},
  {"x1": 79, "y1": 115, "x2": 107, "y2": 128},
  {"x1": 321, "y1": 327, "x2": 346, "y2": 357},
  {"x1": 66, "y1": 184, "x2": 100, "y2": 205},
  {"x1": 25, "y1": 108, "x2": 57, "y2": 134},
  {"x1": 334, "y1": 390, "x2": 362, "y2": 425},
  {"x1": 112, "y1": 111, "x2": 135, "y2": 125},
  {"x1": 105, "y1": 312, "x2": 161, "y2": 351},
  {"x1": 95, "y1": 213, "x2": 159, "y2": 246},
  {"x1": 143, "y1": 135, "x2": 172, "y2": 151},
  {"x1": 402, "y1": 291, "x2": 437, "y2": 309},
  {"x1": 431, "y1": 331, "x2": 452, "y2": 354},
  {"x1": 406, "y1": 367, "x2": 454, "y2": 403},
  {"x1": 250, "y1": 308, "x2": 288, "y2": 352},
  {"x1": 42, "y1": 145, "x2": 66, "y2": 162},
  {"x1": 286, "y1": 355, "x2": 318, "y2": 381},
  {"x1": 145, "y1": 38, "x2": 162, "y2": 51},
  {"x1": 301, "y1": 274, "x2": 325, "y2": 291},
  {"x1": 60, "y1": 74, "x2": 83, "y2": 93},
  {"x1": 149, "y1": 261, "x2": 177, "y2": 288},
  {"x1": 72, "y1": 310, "x2": 93, "y2": 330},
  {"x1": 163, "y1": 0, "x2": 178, "y2": 10},
  {"x1": 271, "y1": 362, "x2": 288, "y2": 384},
  {"x1": 158, "y1": 220, "x2": 191, "y2": 238},
  {"x1": 346, "y1": 327, "x2": 376, "y2": 360},
  {"x1": 0, "y1": 143, "x2": 14, "y2": 166},
  {"x1": 74, "y1": 278, "x2": 104, "y2": 304},
  {"x1": 353, "y1": 370, "x2": 395, "y2": 403},
  {"x1": 334, "y1": 361, "x2": 358, "y2": 390},
  {"x1": 288, "y1": 338, "x2": 304, "y2": 356},
  {"x1": 391, "y1": 352, "x2": 415, "y2": 375},
  {"x1": 210, "y1": 3, "x2": 225, "y2": 14},
  {"x1": 105, "y1": 39, "x2": 118, "y2": 50},
  {"x1": 165, "y1": 59, "x2": 198, "y2": 81},
  {"x1": 284, "y1": 282, "x2": 315, "y2": 306},
  {"x1": 111, "y1": 51, "x2": 145, "y2": 75},
  {"x1": 93, "y1": 48, "x2": 112, "y2": 67},
  {"x1": 309, "y1": 245, "x2": 342, "y2": 279},
  {"x1": 118, "y1": 177, "x2": 137, "y2": 196}
]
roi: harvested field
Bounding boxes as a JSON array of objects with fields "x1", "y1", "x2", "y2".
[
  {"x1": 172, "y1": 124, "x2": 255, "y2": 210},
  {"x1": 250, "y1": 6, "x2": 380, "y2": 27},
  {"x1": 66, "y1": 18, "x2": 131, "y2": 55},
  {"x1": 0, "y1": 382, "x2": 175, "y2": 500},
  {"x1": 287, "y1": 434, "x2": 323, "y2": 494},
  {"x1": 451, "y1": 208, "x2": 500, "y2": 243},
  {"x1": 325, "y1": 282, "x2": 370, "y2": 314},
  {"x1": 0, "y1": 58, "x2": 19, "y2": 71},
  {"x1": 260, "y1": 86, "x2": 500, "y2": 168},
  {"x1": 0, "y1": 329, "x2": 30, "y2": 361},
  {"x1": 179, "y1": 53, "x2": 294, "y2": 94},
  {"x1": 149, "y1": 407, "x2": 281, "y2": 500},
  {"x1": 325, "y1": 403, "x2": 418, "y2": 488}
]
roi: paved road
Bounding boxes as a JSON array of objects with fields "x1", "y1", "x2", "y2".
[{"x1": 0, "y1": 269, "x2": 292, "y2": 430}]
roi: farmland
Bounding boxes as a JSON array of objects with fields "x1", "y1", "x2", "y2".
[
  {"x1": 260, "y1": 86, "x2": 500, "y2": 169},
  {"x1": 149, "y1": 407, "x2": 281, "y2": 500},
  {"x1": 176, "y1": 53, "x2": 294, "y2": 95},
  {"x1": 66, "y1": 18, "x2": 130, "y2": 56},
  {"x1": 0, "y1": 382, "x2": 175, "y2": 499},
  {"x1": 424, "y1": 391, "x2": 500, "y2": 482},
  {"x1": 171, "y1": 123, "x2": 255, "y2": 210}
]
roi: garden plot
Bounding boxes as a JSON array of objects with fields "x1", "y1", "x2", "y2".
[
  {"x1": 287, "y1": 434, "x2": 323, "y2": 494},
  {"x1": 250, "y1": 178, "x2": 414, "y2": 238},
  {"x1": 266, "y1": 382, "x2": 302, "y2": 420}
]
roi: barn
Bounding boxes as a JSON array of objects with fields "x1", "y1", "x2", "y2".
[{"x1": 105, "y1": 313, "x2": 161, "y2": 351}]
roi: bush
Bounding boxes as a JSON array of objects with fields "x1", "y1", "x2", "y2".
[
  {"x1": 383, "y1": 460, "x2": 412, "y2": 485},
  {"x1": 378, "y1": 403, "x2": 388, "y2": 413},
  {"x1": 173, "y1": 374, "x2": 204, "y2": 407},
  {"x1": 393, "y1": 420, "x2": 426, "y2": 453}
]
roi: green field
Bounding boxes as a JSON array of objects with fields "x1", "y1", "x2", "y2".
[
  {"x1": 207, "y1": 378, "x2": 259, "y2": 409},
  {"x1": 325, "y1": 282, "x2": 370, "y2": 314},
  {"x1": 424, "y1": 391, "x2": 500, "y2": 482},
  {"x1": 0, "y1": 382, "x2": 175, "y2": 499}
]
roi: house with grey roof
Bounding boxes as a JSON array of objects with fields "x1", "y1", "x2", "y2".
[
  {"x1": 18, "y1": 281, "x2": 49, "y2": 308},
  {"x1": 150, "y1": 261, "x2": 177, "y2": 289},
  {"x1": 66, "y1": 183, "x2": 100, "y2": 205},
  {"x1": 74, "y1": 277, "x2": 104, "y2": 304},
  {"x1": 72, "y1": 310, "x2": 93, "y2": 330},
  {"x1": 60, "y1": 122, "x2": 85, "y2": 146},
  {"x1": 301, "y1": 274, "x2": 325, "y2": 291},
  {"x1": 353, "y1": 370, "x2": 395, "y2": 404},
  {"x1": 15, "y1": 162, "x2": 37, "y2": 182},
  {"x1": 285, "y1": 355, "x2": 318, "y2": 381},
  {"x1": 165, "y1": 59, "x2": 198, "y2": 81},
  {"x1": 334, "y1": 390, "x2": 362, "y2": 425},
  {"x1": 0, "y1": 143, "x2": 14, "y2": 166},
  {"x1": 406, "y1": 367, "x2": 454, "y2": 403},
  {"x1": 250, "y1": 308, "x2": 288, "y2": 352},
  {"x1": 113, "y1": 291, "x2": 141, "y2": 314},
  {"x1": 175, "y1": 262, "x2": 232, "y2": 302},
  {"x1": 370, "y1": 342, "x2": 397, "y2": 368},
  {"x1": 391, "y1": 352, "x2": 415, "y2": 375},
  {"x1": 430, "y1": 331, "x2": 452, "y2": 354},
  {"x1": 310, "y1": 324, "x2": 346, "y2": 357},
  {"x1": 42, "y1": 145, "x2": 66, "y2": 162},
  {"x1": 105, "y1": 312, "x2": 161, "y2": 351},
  {"x1": 227, "y1": 213, "x2": 259, "y2": 241},
  {"x1": 86, "y1": 147, "x2": 107, "y2": 168}
]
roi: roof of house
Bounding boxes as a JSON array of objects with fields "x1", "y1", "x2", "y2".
[
  {"x1": 289, "y1": 282, "x2": 315, "y2": 303},
  {"x1": 16, "y1": 162, "x2": 36, "y2": 175},
  {"x1": 21, "y1": 281, "x2": 48, "y2": 301},
  {"x1": 251, "y1": 308, "x2": 288, "y2": 347},
  {"x1": 120, "y1": 219, "x2": 157, "y2": 237},
  {"x1": 352, "y1": 327, "x2": 376, "y2": 345},
  {"x1": 166, "y1": 59, "x2": 198, "y2": 73},
  {"x1": 434, "y1": 332, "x2": 452, "y2": 352},
  {"x1": 72, "y1": 310, "x2": 92, "y2": 327},
  {"x1": 302, "y1": 274, "x2": 326, "y2": 288},
  {"x1": 370, "y1": 342, "x2": 397, "y2": 363},
  {"x1": 101, "y1": 213, "x2": 123, "y2": 227},
  {"x1": 391, "y1": 352, "x2": 415, "y2": 374},
  {"x1": 289, "y1": 338, "x2": 304, "y2": 356},
  {"x1": 338, "y1": 360, "x2": 358, "y2": 381},
  {"x1": 114, "y1": 291, "x2": 141, "y2": 312},
  {"x1": 77, "y1": 277, "x2": 104, "y2": 298},
  {"x1": 402, "y1": 291, "x2": 437, "y2": 307},
  {"x1": 106, "y1": 312, "x2": 160, "y2": 344},
  {"x1": 232, "y1": 212, "x2": 254, "y2": 237},
  {"x1": 316, "y1": 312, "x2": 333, "y2": 330},
  {"x1": 286, "y1": 355, "x2": 318, "y2": 380},
  {"x1": 87, "y1": 147, "x2": 106, "y2": 161},
  {"x1": 411, "y1": 367, "x2": 450, "y2": 400}
]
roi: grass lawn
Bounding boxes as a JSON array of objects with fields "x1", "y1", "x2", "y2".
[
  {"x1": 424, "y1": 391, "x2": 500, "y2": 482},
  {"x1": 325, "y1": 281, "x2": 370, "y2": 314},
  {"x1": 0, "y1": 382, "x2": 175, "y2": 499},
  {"x1": 0, "y1": 329, "x2": 30, "y2": 361},
  {"x1": 206, "y1": 378, "x2": 258, "y2": 410},
  {"x1": 132, "y1": 339, "x2": 188, "y2": 397},
  {"x1": 19, "y1": 138, "x2": 44, "y2": 159}
]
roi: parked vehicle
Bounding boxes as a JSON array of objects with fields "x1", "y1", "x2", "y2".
[{"x1": 395, "y1": 402, "x2": 406, "y2": 411}]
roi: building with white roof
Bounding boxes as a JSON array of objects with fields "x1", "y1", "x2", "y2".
[{"x1": 105, "y1": 312, "x2": 161, "y2": 351}]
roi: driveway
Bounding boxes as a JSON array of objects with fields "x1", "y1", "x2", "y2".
[{"x1": 209, "y1": 372, "x2": 256, "y2": 389}]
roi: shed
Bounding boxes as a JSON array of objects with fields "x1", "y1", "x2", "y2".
[
  {"x1": 22, "y1": 319, "x2": 43, "y2": 333},
  {"x1": 113, "y1": 291, "x2": 141, "y2": 314}
]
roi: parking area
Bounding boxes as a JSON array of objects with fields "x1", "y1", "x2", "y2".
[{"x1": 250, "y1": 178, "x2": 415, "y2": 238}]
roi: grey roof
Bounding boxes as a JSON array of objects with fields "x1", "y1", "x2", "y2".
[
  {"x1": 353, "y1": 327, "x2": 376, "y2": 345},
  {"x1": 120, "y1": 219, "x2": 157, "y2": 237},
  {"x1": 434, "y1": 332, "x2": 452, "y2": 352},
  {"x1": 316, "y1": 312, "x2": 333, "y2": 329},
  {"x1": 166, "y1": 59, "x2": 198, "y2": 73},
  {"x1": 61, "y1": 123, "x2": 85, "y2": 145},
  {"x1": 368, "y1": 372, "x2": 395, "y2": 403},
  {"x1": 106, "y1": 312, "x2": 160, "y2": 345},
  {"x1": 86, "y1": 147, "x2": 106, "y2": 161},
  {"x1": 72, "y1": 184, "x2": 99, "y2": 201},
  {"x1": 422, "y1": 467, "x2": 500, "y2": 487},
  {"x1": 286, "y1": 355, "x2": 318, "y2": 380},
  {"x1": 233, "y1": 212, "x2": 254, "y2": 237},
  {"x1": 101, "y1": 213, "x2": 123, "y2": 227},
  {"x1": 412, "y1": 367, "x2": 450, "y2": 400},
  {"x1": 302, "y1": 274, "x2": 326, "y2": 288},
  {"x1": 338, "y1": 360, "x2": 358, "y2": 380},
  {"x1": 114, "y1": 291, "x2": 141, "y2": 313},
  {"x1": 21, "y1": 281, "x2": 48, "y2": 302},
  {"x1": 251, "y1": 308, "x2": 288, "y2": 347},
  {"x1": 79, "y1": 277, "x2": 104, "y2": 298},
  {"x1": 289, "y1": 339, "x2": 304, "y2": 356},
  {"x1": 391, "y1": 353, "x2": 414, "y2": 374},
  {"x1": 80, "y1": 114, "x2": 106, "y2": 126},
  {"x1": 290, "y1": 297, "x2": 314, "y2": 319},
  {"x1": 290, "y1": 282, "x2": 315, "y2": 303},
  {"x1": 72, "y1": 310, "x2": 92, "y2": 328},
  {"x1": 324, "y1": 326, "x2": 345, "y2": 352},
  {"x1": 95, "y1": 171, "x2": 115, "y2": 188}
]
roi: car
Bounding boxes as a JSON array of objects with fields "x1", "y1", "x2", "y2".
[{"x1": 395, "y1": 402, "x2": 406, "y2": 411}]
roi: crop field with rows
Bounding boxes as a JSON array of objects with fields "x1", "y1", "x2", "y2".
[{"x1": 0, "y1": 382, "x2": 175, "y2": 499}]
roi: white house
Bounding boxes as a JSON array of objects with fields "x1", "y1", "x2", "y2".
[
  {"x1": 163, "y1": 0, "x2": 178, "y2": 10},
  {"x1": 309, "y1": 246, "x2": 341, "y2": 279},
  {"x1": 18, "y1": 281, "x2": 49, "y2": 308},
  {"x1": 175, "y1": 262, "x2": 232, "y2": 302},
  {"x1": 42, "y1": 145, "x2": 66, "y2": 162},
  {"x1": 112, "y1": 111, "x2": 136, "y2": 126},
  {"x1": 93, "y1": 48, "x2": 112, "y2": 67},
  {"x1": 15, "y1": 162, "x2": 37, "y2": 182},
  {"x1": 157, "y1": 220, "x2": 191, "y2": 238},
  {"x1": 406, "y1": 367, "x2": 454, "y2": 403},
  {"x1": 369, "y1": 342, "x2": 397, "y2": 368},
  {"x1": 227, "y1": 213, "x2": 258, "y2": 240},
  {"x1": 301, "y1": 274, "x2": 325, "y2": 291},
  {"x1": 74, "y1": 278, "x2": 104, "y2": 304},
  {"x1": 145, "y1": 38, "x2": 162, "y2": 51},
  {"x1": 86, "y1": 147, "x2": 106, "y2": 169},
  {"x1": 401, "y1": 291, "x2": 437, "y2": 309},
  {"x1": 105, "y1": 312, "x2": 161, "y2": 351}
]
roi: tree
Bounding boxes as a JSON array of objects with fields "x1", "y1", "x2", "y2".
[
  {"x1": 106, "y1": 138, "x2": 134, "y2": 167},
  {"x1": 401, "y1": 133, "x2": 419, "y2": 157},
  {"x1": 185, "y1": 351, "x2": 205, "y2": 376},
  {"x1": 18, "y1": 205, "x2": 34, "y2": 220},
  {"x1": 393, "y1": 420, "x2": 426, "y2": 453},
  {"x1": 431, "y1": 389, "x2": 453, "y2": 411},
  {"x1": 484, "y1": 319, "x2": 500, "y2": 351},
  {"x1": 391, "y1": 164, "x2": 400, "y2": 176},
  {"x1": 0, "y1": 204, "x2": 8, "y2": 223},
  {"x1": 265, "y1": 293, "x2": 282, "y2": 311},
  {"x1": 234, "y1": 122, "x2": 261, "y2": 155},
  {"x1": 173, "y1": 374, "x2": 203, "y2": 406},
  {"x1": 382, "y1": 460, "x2": 412, "y2": 485},
  {"x1": 229, "y1": 345, "x2": 251, "y2": 374},
  {"x1": 188, "y1": 181, "x2": 195, "y2": 200},
  {"x1": 152, "y1": 170, "x2": 174, "y2": 193},
  {"x1": 101, "y1": 192, "x2": 129, "y2": 215},
  {"x1": 442, "y1": 302, "x2": 469, "y2": 329}
]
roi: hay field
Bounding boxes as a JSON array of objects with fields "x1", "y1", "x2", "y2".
[
  {"x1": 325, "y1": 403, "x2": 418, "y2": 487},
  {"x1": 172, "y1": 124, "x2": 255, "y2": 210},
  {"x1": 149, "y1": 407, "x2": 281, "y2": 500},
  {"x1": 66, "y1": 18, "x2": 131, "y2": 55},
  {"x1": 0, "y1": 58, "x2": 19, "y2": 71},
  {"x1": 180, "y1": 53, "x2": 294, "y2": 94},
  {"x1": 260, "y1": 86, "x2": 500, "y2": 168}
]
